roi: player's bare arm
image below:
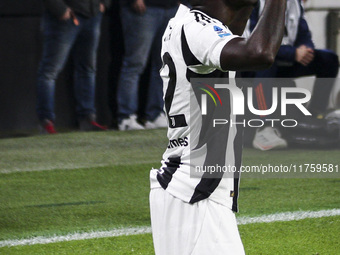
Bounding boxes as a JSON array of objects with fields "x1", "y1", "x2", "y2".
[
  {"x1": 227, "y1": 5, "x2": 255, "y2": 36},
  {"x1": 220, "y1": 0, "x2": 286, "y2": 71}
]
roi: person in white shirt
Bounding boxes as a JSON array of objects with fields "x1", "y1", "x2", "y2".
[{"x1": 248, "y1": 0, "x2": 339, "y2": 151}]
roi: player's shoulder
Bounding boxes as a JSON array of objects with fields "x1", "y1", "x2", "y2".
[
  {"x1": 186, "y1": 9, "x2": 222, "y2": 27},
  {"x1": 183, "y1": 10, "x2": 233, "y2": 40}
]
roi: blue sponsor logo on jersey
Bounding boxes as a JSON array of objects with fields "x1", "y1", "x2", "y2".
[
  {"x1": 214, "y1": 26, "x2": 223, "y2": 32},
  {"x1": 213, "y1": 25, "x2": 231, "y2": 38},
  {"x1": 218, "y1": 33, "x2": 231, "y2": 38}
]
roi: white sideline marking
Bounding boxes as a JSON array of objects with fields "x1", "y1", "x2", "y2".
[
  {"x1": 0, "y1": 160, "x2": 158, "y2": 174},
  {"x1": 1, "y1": 209, "x2": 339, "y2": 248},
  {"x1": 0, "y1": 227, "x2": 152, "y2": 248},
  {"x1": 236, "y1": 208, "x2": 340, "y2": 225}
]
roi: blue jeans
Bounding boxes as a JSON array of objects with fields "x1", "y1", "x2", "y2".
[
  {"x1": 117, "y1": 6, "x2": 178, "y2": 121},
  {"x1": 36, "y1": 12, "x2": 102, "y2": 121}
]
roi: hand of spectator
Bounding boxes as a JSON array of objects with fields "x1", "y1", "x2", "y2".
[
  {"x1": 132, "y1": 0, "x2": 146, "y2": 14},
  {"x1": 99, "y1": 3, "x2": 106, "y2": 13},
  {"x1": 60, "y1": 8, "x2": 73, "y2": 20},
  {"x1": 295, "y1": 45, "x2": 314, "y2": 66}
]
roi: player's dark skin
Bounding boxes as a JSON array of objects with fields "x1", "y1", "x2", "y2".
[{"x1": 190, "y1": 0, "x2": 287, "y2": 71}]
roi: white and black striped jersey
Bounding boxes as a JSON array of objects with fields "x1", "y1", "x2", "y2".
[{"x1": 150, "y1": 4, "x2": 243, "y2": 212}]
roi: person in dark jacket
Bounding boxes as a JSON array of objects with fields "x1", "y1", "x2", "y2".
[
  {"x1": 36, "y1": 0, "x2": 111, "y2": 134},
  {"x1": 248, "y1": 0, "x2": 339, "y2": 150},
  {"x1": 116, "y1": 0, "x2": 181, "y2": 130}
]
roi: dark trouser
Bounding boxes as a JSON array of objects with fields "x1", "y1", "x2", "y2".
[
  {"x1": 117, "y1": 6, "x2": 178, "y2": 122},
  {"x1": 253, "y1": 49, "x2": 339, "y2": 117},
  {"x1": 36, "y1": 12, "x2": 103, "y2": 122}
]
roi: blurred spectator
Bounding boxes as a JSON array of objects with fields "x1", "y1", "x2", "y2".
[
  {"x1": 117, "y1": 0, "x2": 180, "y2": 131},
  {"x1": 247, "y1": 0, "x2": 339, "y2": 150},
  {"x1": 36, "y1": 0, "x2": 111, "y2": 134}
]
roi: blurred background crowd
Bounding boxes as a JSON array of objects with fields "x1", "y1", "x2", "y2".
[{"x1": 0, "y1": 0, "x2": 340, "y2": 149}]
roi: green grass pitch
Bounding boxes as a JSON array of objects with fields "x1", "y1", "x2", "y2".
[{"x1": 0, "y1": 129, "x2": 339, "y2": 254}]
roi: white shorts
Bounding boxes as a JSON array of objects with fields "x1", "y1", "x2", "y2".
[{"x1": 150, "y1": 188, "x2": 245, "y2": 255}]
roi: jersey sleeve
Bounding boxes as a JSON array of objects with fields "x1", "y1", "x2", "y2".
[{"x1": 183, "y1": 21, "x2": 239, "y2": 70}]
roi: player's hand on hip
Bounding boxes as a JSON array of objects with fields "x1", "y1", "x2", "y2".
[
  {"x1": 132, "y1": 0, "x2": 146, "y2": 14},
  {"x1": 295, "y1": 45, "x2": 314, "y2": 66}
]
